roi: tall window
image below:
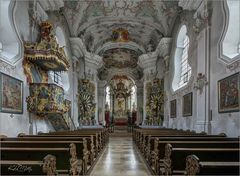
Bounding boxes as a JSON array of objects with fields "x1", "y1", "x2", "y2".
[
  {"x1": 179, "y1": 36, "x2": 191, "y2": 87},
  {"x1": 105, "y1": 86, "x2": 111, "y2": 109},
  {"x1": 131, "y1": 86, "x2": 137, "y2": 111},
  {"x1": 172, "y1": 25, "x2": 192, "y2": 91},
  {"x1": 220, "y1": 0, "x2": 240, "y2": 62}
]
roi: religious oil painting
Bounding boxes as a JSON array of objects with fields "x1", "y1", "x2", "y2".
[
  {"x1": 218, "y1": 72, "x2": 239, "y2": 113},
  {"x1": 170, "y1": 99, "x2": 177, "y2": 118},
  {"x1": 182, "y1": 92, "x2": 192, "y2": 117},
  {"x1": 0, "y1": 72, "x2": 23, "y2": 114}
]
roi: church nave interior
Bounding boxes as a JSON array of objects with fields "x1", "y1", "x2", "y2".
[{"x1": 0, "y1": 0, "x2": 239, "y2": 175}]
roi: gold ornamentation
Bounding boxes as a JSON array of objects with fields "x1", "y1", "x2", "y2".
[
  {"x1": 24, "y1": 21, "x2": 69, "y2": 72},
  {"x1": 27, "y1": 83, "x2": 69, "y2": 114},
  {"x1": 83, "y1": 138, "x2": 90, "y2": 174},
  {"x1": 164, "y1": 144, "x2": 172, "y2": 176},
  {"x1": 69, "y1": 143, "x2": 82, "y2": 176},
  {"x1": 185, "y1": 155, "x2": 200, "y2": 176},
  {"x1": 112, "y1": 28, "x2": 129, "y2": 42},
  {"x1": 17, "y1": 133, "x2": 26, "y2": 137},
  {"x1": 90, "y1": 136, "x2": 95, "y2": 163},
  {"x1": 42, "y1": 154, "x2": 56, "y2": 176}
]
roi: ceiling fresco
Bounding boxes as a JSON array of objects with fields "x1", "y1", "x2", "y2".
[
  {"x1": 62, "y1": 0, "x2": 180, "y2": 53},
  {"x1": 101, "y1": 48, "x2": 140, "y2": 69},
  {"x1": 61, "y1": 0, "x2": 181, "y2": 81}
]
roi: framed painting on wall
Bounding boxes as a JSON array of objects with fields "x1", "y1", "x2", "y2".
[
  {"x1": 170, "y1": 99, "x2": 177, "y2": 118},
  {"x1": 182, "y1": 92, "x2": 192, "y2": 117},
  {"x1": 0, "y1": 72, "x2": 23, "y2": 114},
  {"x1": 218, "y1": 72, "x2": 239, "y2": 113}
]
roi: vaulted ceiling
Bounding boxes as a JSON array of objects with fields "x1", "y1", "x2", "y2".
[{"x1": 61, "y1": 0, "x2": 181, "y2": 80}]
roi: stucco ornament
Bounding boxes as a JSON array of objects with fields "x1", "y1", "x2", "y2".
[{"x1": 193, "y1": 73, "x2": 208, "y2": 94}]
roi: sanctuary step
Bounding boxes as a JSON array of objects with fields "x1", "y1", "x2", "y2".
[{"x1": 114, "y1": 125, "x2": 127, "y2": 131}]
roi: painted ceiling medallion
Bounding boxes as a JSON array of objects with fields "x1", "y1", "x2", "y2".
[
  {"x1": 24, "y1": 21, "x2": 70, "y2": 71},
  {"x1": 112, "y1": 28, "x2": 129, "y2": 42},
  {"x1": 102, "y1": 48, "x2": 138, "y2": 68}
]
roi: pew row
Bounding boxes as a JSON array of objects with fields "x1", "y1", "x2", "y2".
[{"x1": 185, "y1": 154, "x2": 240, "y2": 175}]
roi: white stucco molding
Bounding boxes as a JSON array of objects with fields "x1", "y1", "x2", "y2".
[
  {"x1": 178, "y1": 0, "x2": 203, "y2": 11},
  {"x1": 138, "y1": 52, "x2": 158, "y2": 70},
  {"x1": 85, "y1": 52, "x2": 103, "y2": 70},
  {"x1": 69, "y1": 37, "x2": 85, "y2": 59},
  {"x1": 95, "y1": 41, "x2": 146, "y2": 55},
  {"x1": 70, "y1": 37, "x2": 103, "y2": 70},
  {"x1": 155, "y1": 37, "x2": 172, "y2": 58},
  {"x1": 38, "y1": 0, "x2": 64, "y2": 11}
]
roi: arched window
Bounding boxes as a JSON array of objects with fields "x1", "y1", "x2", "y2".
[
  {"x1": 172, "y1": 25, "x2": 192, "y2": 91},
  {"x1": 105, "y1": 86, "x2": 111, "y2": 109},
  {"x1": 0, "y1": 0, "x2": 22, "y2": 64},
  {"x1": 49, "y1": 27, "x2": 70, "y2": 91},
  {"x1": 131, "y1": 86, "x2": 137, "y2": 111},
  {"x1": 219, "y1": 0, "x2": 240, "y2": 62}
]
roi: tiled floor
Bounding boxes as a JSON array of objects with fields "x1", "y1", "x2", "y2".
[{"x1": 90, "y1": 137, "x2": 151, "y2": 176}]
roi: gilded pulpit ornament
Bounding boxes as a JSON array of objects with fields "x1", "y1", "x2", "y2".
[
  {"x1": 193, "y1": 73, "x2": 208, "y2": 94},
  {"x1": 26, "y1": 83, "x2": 69, "y2": 114},
  {"x1": 24, "y1": 21, "x2": 69, "y2": 71}
]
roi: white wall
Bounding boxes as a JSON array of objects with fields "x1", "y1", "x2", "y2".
[
  {"x1": 163, "y1": 2, "x2": 239, "y2": 137},
  {"x1": 209, "y1": 1, "x2": 240, "y2": 137}
]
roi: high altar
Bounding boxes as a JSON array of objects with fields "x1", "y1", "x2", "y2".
[{"x1": 112, "y1": 80, "x2": 131, "y2": 126}]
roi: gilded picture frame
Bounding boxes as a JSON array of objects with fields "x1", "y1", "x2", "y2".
[
  {"x1": 218, "y1": 72, "x2": 239, "y2": 113},
  {"x1": 170, "y1": 99, "x2": 177, "y2": 118},
  {"x1": 0, "y1": 72, "x2": 23, "y2": 114},
  {"x1": 182, "y1": 92, "x2": 192, "y2": 117}
]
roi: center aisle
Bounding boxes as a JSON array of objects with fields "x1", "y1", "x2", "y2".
[{"x1": 90, "y1": 136, "x2": 151, "y2": 176}]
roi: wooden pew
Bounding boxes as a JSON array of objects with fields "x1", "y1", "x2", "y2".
[
  {"x1": 140, "y1": 133, "x2": 225, "y2": 154},
  {"x1": 1, "y1": 137, "x2": 91, "y2": 174},
  {"x1": 151, "y1": 140, "x2": 239, "y2": 175},
  {"x1": 163, "y1": 144, "x2": 240, "y2": 175},
  {"x1": 146, "y1": 136, "x2": 236, "y2": 165},
  {"x1": 45, "y1": 128, "x2": 108, "y2": 149},
  {"x1": 48, "y1": 128, "x2": 109, "y2": 146},
  {"x1": 0, "y1": 145, "x2": 82, "y2": 175},
  {"x1": 19, "y1": 134, "x2": 98, "y2": 161},
  {"x1": 185, "y1": 154, "x2": 240, "y2": 176},
  {"x1": 0, "y1": 154, "x2": 56, "y2": 175}
]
